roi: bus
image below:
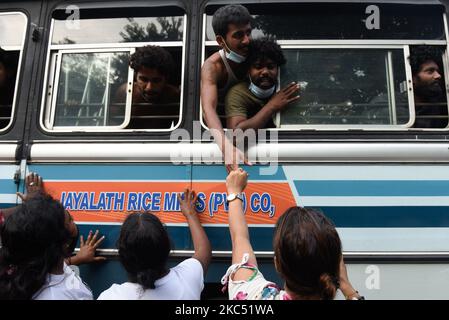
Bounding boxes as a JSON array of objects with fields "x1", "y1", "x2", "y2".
[{"x1": 1, "y1": 0, "x2": 449, "y2": 299}]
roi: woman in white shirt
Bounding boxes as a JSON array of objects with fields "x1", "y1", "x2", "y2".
[
  {"x1": 98, "y1": 188, "x2": 211, "y2": 300},
  {"x1": 0, "y1": 192, "x2": 93, "y2": 300}
]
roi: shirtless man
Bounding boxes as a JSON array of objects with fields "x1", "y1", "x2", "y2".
[{"x1": 201, "y1": 5, "x2": 253, "y2": 171}]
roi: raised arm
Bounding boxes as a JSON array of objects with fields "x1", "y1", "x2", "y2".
[
  {"x1": 178, "y1": 188, "x2": 212, "y2": 274},
  {"x1": 226, "y1": 168, "x2": 257, "y2": 281}
]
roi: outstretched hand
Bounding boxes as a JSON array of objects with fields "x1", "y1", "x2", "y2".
[
  {"x1": 178, "y1": 188, "x2": 199, "y2": 219},
  {"x1": 70, "y1": 230, "x2": 106, "y2": 265}
]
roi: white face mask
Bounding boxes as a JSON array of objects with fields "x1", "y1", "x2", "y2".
[
  {"x1": 222, "y1": 41, "x2": 246, "y2": 64},
  {"x1": 248, "y1": 78, "x2": 275, "y2": 99}
]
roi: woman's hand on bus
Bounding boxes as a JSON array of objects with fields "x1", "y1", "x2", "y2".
[
  {"x1": 178, "y1": 188, "x2": 199, "y2": 219},
  {"x1": 266, "y1": 82, "x2": 300, "y2": 112},
  {"x1": 69, "y1": 230, "x2": 106, "y2": 265},
  {"x1": 226, "y1": 168, "x2": 248, "y2": 194},
  {"x1": 17, "y1": 172, "x2": 44, "y2": 202}
]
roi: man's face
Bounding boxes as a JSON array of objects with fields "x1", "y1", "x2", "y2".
[
  {"x1": 219, "y1": 23, "x2": 252, "y2": 57},
  {"x1": 413, "y1": 60, "x2": 443, "y2": 98},
  {"x1": 249, "y1": 58, "x2": 278, "y2": 89},
  {"x1": 135, "y1": 66, "x2": 167, "y2": 102}
]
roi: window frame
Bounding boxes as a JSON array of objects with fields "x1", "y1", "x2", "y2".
[
  {"x1": 0, "y1": 11, "x2": 28, "y2": 134},
  {"x1": 40, "y1": 12, "x2": 188, "y2": 133}
]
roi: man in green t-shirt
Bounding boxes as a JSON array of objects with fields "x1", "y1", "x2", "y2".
[{"x1": 225, "y1": 39, "x2": 300, "y2": 130}]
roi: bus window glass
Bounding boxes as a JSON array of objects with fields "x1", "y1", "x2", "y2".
[
  {"x1": 53, "y1": 52, "x2": 129, "y2": 127},
  {"x1": 278, "y1": 49, "x2": 409, "y2": 127},
  {"x1": 0, "y1": 13, "x2": 26, "y2": 130}
]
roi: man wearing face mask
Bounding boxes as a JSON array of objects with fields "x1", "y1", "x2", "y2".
[
  {"x1": 410, "y1": 46, "x2": 448, "y2": 128},
  {"x1": 201, "y1": 5, "x2": 253, "y2": 171},
  {"x1": 226, "y1": 39, "x2": 300, "y2": 130}
]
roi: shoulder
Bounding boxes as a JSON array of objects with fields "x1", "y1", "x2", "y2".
[{"x1": 166, "y1": 84, "x2": 180, "y2": 96}]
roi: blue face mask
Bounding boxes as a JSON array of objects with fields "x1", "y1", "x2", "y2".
[
  {"x1": 223, "y1": 41, "x2": 246, "y2": 64},
  {"x1": 248, "y1": 78, "x2": 276, "y2": 99}
]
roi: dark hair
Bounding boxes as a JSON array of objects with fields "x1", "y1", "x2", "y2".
[
  {"x1": 273, "y1": 207, "x2": 342, "y2": 300},
  {"x1": 0, "y1": 194, "x2": 71, "y2": 300},
  {"x1": 248, "y1": 38, "x2": 286, "y2": 66},
  {"x1": 212, "y1": 5, "x2": 253, "y2": 38},
  {"x1": 118, "y1": 212, "x2": 171, "y2": 290},
  {"x1": 129, "y1": 45, "x2": 175, "y2": 78},
  {"x1": 409, "y1": 45, "x2": 445, "y2": 75}
]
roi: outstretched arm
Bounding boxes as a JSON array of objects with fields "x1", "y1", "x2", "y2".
[
  {"x1": 2, "y1": 172, "x2": 44, "y2": 219},
  {"x1": 178, "y1": 188, "x2": 212, "y2": 274},
  {"x1": 226, "y1": 168, "x2": 256, "y2": 281},
  {"x1": 338, "y1": 256, "x2": 364, "y2": 300}
]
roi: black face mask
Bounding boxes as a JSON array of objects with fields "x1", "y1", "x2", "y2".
[{"x1": 66, "y1": 225, "x2": 79, "y2": 257}]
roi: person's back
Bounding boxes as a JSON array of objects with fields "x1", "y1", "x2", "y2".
[{"x1": 98, "y1": 190, "x2": 211, "y2": 300}]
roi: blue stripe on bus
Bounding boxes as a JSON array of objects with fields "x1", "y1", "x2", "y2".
[
  {"x1": 28, "y1": 164, "x2": 190, "y2": 180},
  {"x1": 295, "y1": 180, "x2": 449, "y2": 196},
  {"x1": 192, "y1": 165, "x2": 286, "y2": 180},
  {"x1": 77, "y1": 206, "x2": 449, "y2": 250}
]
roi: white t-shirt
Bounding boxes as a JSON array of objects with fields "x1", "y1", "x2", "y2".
[
  {"x1": 33, "y1": 263, "x2": 93, "y2": 300},
  {"x1": 98, "y1": 258, "x2": 204, "y2": 300}
]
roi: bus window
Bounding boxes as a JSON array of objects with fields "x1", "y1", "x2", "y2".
[
  {"x1": 0, "y1": 13, "x2": 27, "y2": 131},
  {"x1": 42, "y1": 6, "x2": 185, "y2": 132},
  {"x1": 277, "y1": 48, "x2": 410, "y2": 128}
]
